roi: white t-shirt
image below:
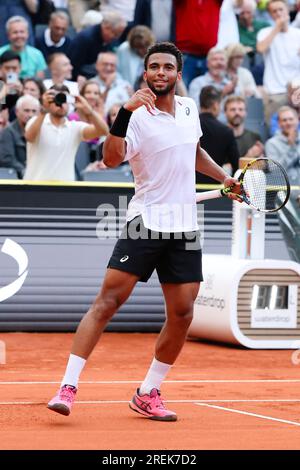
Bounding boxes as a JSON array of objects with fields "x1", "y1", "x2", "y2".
[
  {"x1": 24, "y1": 114, "x2": 89, "y2": 181},
  {"x1": 257, "y1": 26, "x2": 300, "y2": 94},
  {"x1": 125, "y1": 96, "x2": 202, "y2": 233}
]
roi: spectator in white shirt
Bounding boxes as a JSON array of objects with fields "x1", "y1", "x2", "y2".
[
  {"x1": 24, "y1": 84, "x2": 108, "y2": 181},
  {"x1": 256, "y1": 0, "x2": 300, "y2": 125}
]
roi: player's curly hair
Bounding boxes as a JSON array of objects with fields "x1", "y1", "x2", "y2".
[{"x1": 144, "y1": 42, "x2": 183, "y2": 72}]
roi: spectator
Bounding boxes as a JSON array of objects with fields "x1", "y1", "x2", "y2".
[
  {"x1": 0, "y1": 107, "x2": 9, "y2": 130},
  {"x1": 0, "y1": 50, "x2": 23, "y2": 116},
  {"x1": 225, "y1": 95, "x2": 264, "y2": 158},
  {"x1": 44, "y1": 53, "x2": 79, "y2": 96},
  {"x1": 174, "y1": 0, "x2": 222, "y2": 86},
  {"x1": 92, "y1": 51, "x2": 132, "y2": 114},
  {"x1": 100, "y1": 1, "x2": 136, "y2": 45},
  {"x1": 69, "y1": 10, "x2": 127, "y2": 79},
  {"x1": 238, "y1": 0, "x2": 270, "y2": 52},
  {"x1": 0, "y1": 49, "x2": 22, "y2": 86},
  {"x1": 237, "y1": 0, "x2": 269, "y2": 85},
  {"x1": 197, "y1": 85, "x2": 240, "y2": 184},
  {"x1": 225, "y1": 43, "x2": 260, "y2": 98},
  {"x1": 256, "y1": 0, "x2": 300, "y2": 125},
  {"x1": 0, "y1": 0, "x2": 38, "y2": 47},
  {"x1": 24, "y1": 84, "x2": 108, "y2": 181},
  {"x1": 270, "y1": 80, "x2": 300, "y2": 135},
  {"x1": 69, "y1": 80, "x2": 105, "y2": 122},
  {"x1": 35, "y1": 11, "x2": 71, "y2": 61},
  {"x1": 0, "y1": 94, "x2": 40, "y2": 177},
  {"x1": 117, "y1": 25, "x2": 155, "y2": 88},
  {"x1": 133, "y1": 0, "x2": 175, "y2": 43},
  {"x1": 23, "y1": 77, "x2": 46, "y2": 102},
  {"x1": 265, "y1": 105, "x2": 300, "y2": 184},
  {"x1": 189, "y1": 48, "x2": 238, "y2": 115},
  {"x1": 0, "y1": 16, "x2": 47, "y2": 79}
]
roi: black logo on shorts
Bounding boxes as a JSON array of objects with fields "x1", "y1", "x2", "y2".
[{"x1": 185, "y1": 107, "x2": 190, "y2": 115}]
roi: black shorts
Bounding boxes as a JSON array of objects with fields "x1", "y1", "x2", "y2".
[{"x1": 107, "y1": 216, "x2": 203, "y2": 283}]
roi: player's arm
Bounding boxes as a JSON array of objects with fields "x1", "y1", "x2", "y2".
[
  {"x1": 103, "y1": 88, "x2": 156, "y2": 168},
  {"x1": 25, "y1": 90, "x2": 53, "y2": 142},
  {"x1": 195, "y1": 143, "x2": 241, "y2": 201}
]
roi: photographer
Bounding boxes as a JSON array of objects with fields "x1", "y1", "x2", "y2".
[{"x1": 24, "y1": 84, "x2": 109, "y2": 181}]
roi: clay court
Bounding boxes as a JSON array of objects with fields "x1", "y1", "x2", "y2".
[{"x1": 1, "y1": 332, "x2": 300, "y2": 450}]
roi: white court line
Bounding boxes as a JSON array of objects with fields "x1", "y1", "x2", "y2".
[
  {"x1": 1, "y1": 399, "x2": 300, "y2": 405},
  {"x1": 196, "y1": 403, "x2": 300, "y2": 428},
  {"x1": 1, "y1": 379, "x2": 300, "y2": 385}
]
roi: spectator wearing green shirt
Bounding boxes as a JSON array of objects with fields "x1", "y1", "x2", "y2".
[
  {"x1": 238, "y1": 0, "x2": 270, "y2": 51},
  {"x1": 0, "y1": 16, "x2": 47, "y2": 80},
  {"x1": 237, "y1": 0, "x2": 270, "y2": 85}
]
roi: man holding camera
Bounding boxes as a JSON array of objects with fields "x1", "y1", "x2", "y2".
[{"x1": 24, "y1": 84, "x2": 108, "y2": 181}]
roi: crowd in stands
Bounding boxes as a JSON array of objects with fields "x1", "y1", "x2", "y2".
[{"x1": 0, "y1": 0, "x2": 299, "y2": 185}]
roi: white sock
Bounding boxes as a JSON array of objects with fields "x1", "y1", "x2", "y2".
[
  {"x1": 139, "y1": 357, "x2": 171, "y2": 395},
  {"x1": 61, "y1": 353, "x2": 86, "y2": 388}
]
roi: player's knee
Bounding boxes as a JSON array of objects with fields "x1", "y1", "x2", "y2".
[
  {"x1": 91, "y1": 294, "x2": 121, "y2": 322},
  {"x1": 172, "y1": 305, "x2": 194, "y2": 326}
]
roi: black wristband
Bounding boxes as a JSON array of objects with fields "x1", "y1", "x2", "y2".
[{"x1": 110, "y1": 106, "x2": 133, "y2": 138}]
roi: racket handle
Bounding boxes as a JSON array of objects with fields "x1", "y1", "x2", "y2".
[{"x1": 196, "y1": 189, "x2": 223, "y2": 203}]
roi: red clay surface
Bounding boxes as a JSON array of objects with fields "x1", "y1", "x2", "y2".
[{"x1": 0, "y1": 332, "x2": 300, "y2": 450}]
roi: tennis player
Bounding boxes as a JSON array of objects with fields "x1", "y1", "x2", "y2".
[{"x1": 48, "y1": 42, "x2": 241, "y2": 422}]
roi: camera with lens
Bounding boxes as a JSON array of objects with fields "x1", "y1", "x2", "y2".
[{"x1": 53, "y1": 92, "x2": 67, "y2": 107}]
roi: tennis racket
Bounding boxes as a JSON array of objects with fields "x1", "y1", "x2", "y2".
[{"x1": 196, "y1": 157, "x2": 290, "y2": 213}]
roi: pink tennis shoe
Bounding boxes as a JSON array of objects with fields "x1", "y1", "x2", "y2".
[
  {"x1": 47, "y1": 384, "x2": 77, "y2": 416},
  {"x1": 129, "y1": 388, "x2": 177, "y2": 421}
]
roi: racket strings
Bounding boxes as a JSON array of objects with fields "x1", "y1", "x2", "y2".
[{"x1": 242, "y1": 160, "x2": 289, "y2": 211}]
